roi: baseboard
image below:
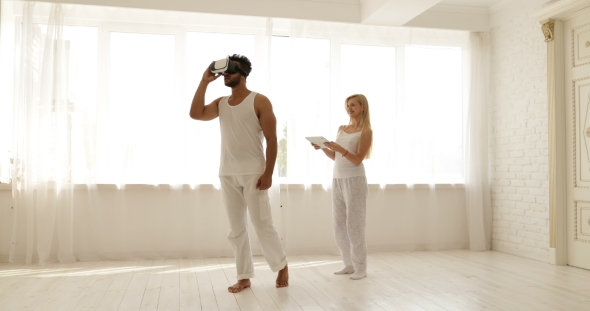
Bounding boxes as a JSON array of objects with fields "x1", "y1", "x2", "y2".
[
  {"x1": 285, "y1": 247, "x2": 340, "y2": 256},
  {"x1": 73, "y1": 249, "x2": 236, "y2": 261},
  {"x1": 368, "y1": 242, "x2": 469, "y2": 252},
  {"x1": 548, "y1": 247, "x2": 556, "y2": 265},
  {"x1": 492, "y1": 242, "x2": 549, "y2": 263}
]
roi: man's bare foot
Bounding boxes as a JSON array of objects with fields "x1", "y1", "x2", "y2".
[
  {"x1": 276, "y1": 265, "x2": 289, "y2": 288},
  {"x1": 334, "y1": 266, "x2": 355, "y2": 275},
  {"x1": 228, "y1": 279, "x2": 251, "y2": 293}
]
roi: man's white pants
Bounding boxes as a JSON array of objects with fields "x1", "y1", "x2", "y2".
[{"x1": 220, "y1": 175, "x2": 287, "y2": 280}]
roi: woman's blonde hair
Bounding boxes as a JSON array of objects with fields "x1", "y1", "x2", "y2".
[{"x1": 344, "y1": 94, "x2": 372, "y2": 159}]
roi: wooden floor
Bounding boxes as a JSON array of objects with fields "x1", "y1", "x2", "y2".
[{"x1": 1, "y1": 250, "x2": 589, "y2": 311}]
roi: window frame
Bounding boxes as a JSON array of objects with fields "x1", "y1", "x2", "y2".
[{"x1": 3, "y1": 11, "x2": 468, "y2": 186}]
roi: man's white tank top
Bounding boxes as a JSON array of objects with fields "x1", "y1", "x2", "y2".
[
  {"x1": 333, "y1": 129, "x2": 366, "y2": 178},
  {"x1": 218, "y1": 92, "x2": 266, "y2": 176}
]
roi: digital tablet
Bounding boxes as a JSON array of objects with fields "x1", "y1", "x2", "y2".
[{"x1": 305, "y1": 136, "x2": 330, "y2": 149}]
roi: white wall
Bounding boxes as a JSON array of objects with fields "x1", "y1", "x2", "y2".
[
  {"x1": 0, "y1": 185, "x2": 468, "y2": 262},
  {"x1": 283, "y1": 185, "x2": 469, "y2": 255},
  {"x1": 489, "y1": 0, "x2": 551, "y2": 262},
  {"x1": 0, "y1": 186, "x2": 12, "y2": 261}
]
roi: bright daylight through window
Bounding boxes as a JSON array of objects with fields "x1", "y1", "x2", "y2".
[{"x1": 0, "y1": 1, "x2": 466, "y2": 186}]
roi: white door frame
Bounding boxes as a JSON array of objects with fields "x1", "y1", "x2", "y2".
[{"x1": 532, "y1": 0, "x2": 590, "y2": 265}]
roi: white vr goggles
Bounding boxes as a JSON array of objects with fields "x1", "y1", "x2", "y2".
[{"x1": 209, "y1": 57, "x2": 248, "y2": 76}]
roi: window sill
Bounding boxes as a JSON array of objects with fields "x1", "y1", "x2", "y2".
[
  {"x1": 0, "y1": 183, "x2": 465, "y2": 191},
  {"x1": 0, "y1": 183, "x2": 220, "y2": 191},
  {"x1": 280, "y1": 183, "x2": 465, "y2": 190}
]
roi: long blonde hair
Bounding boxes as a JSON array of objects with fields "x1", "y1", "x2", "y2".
[{"x1": 344, "y1": 94, "x2": 372, "y2": 159}]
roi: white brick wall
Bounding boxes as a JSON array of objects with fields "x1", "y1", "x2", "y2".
[{"x1": 490, "y1": 0, "x2": 550, "y2": 262}]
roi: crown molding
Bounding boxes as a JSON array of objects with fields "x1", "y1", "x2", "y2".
[{"x1": 532, "y1": 0, "x2": 590, "y2": 22}]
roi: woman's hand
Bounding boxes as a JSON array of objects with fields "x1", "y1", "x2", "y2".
[
  {"x1": 324, "y1": 141, "x2": 345, "y2": 154},
  {"x1": 313, "y1": 141, "x2": 337, "y2": 161}
]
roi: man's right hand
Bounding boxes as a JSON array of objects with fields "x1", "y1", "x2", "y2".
[
  {"x1": 189, "y1": 66, "x2": 222, "y2": 121},
  {"x1": 202, "y1": 66, "x2": 221, "y2": 83}
]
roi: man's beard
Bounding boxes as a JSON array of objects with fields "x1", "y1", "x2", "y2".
[{"x1": 224, "y1": 75, "x2": 240, "y2": 87}]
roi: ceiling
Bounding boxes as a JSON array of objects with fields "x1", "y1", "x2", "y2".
[
  {"x1": 438, "y1": 0, "x2": 505, "y2": 7},
  {"x1": 357, "y1": 0, "x2": 509, "y2": 29},
  {"x1": 43, "y1": 0, "x2": 529, "y2": 31}
]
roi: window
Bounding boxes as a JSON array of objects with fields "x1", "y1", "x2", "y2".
[
  {"x1": 270, "y1": 36, "x2": 331, "y2": 183},
  {"x1": 401, "y1": 45, "x2": 463, "y2": 183},
  {"x1": 1, "y1": 2, "x2": 467, "y2": 185},
  {"x1": 105, "y1": 33, "x2": 176, "y2": 184},
  {"x1": 272, "y1": 42, "x2": 464, "y2": 184},
  {"x1": 340, "y1": 44, "x2": 396, "y2": 184},
  {"x1": 37, "y1": 25, "x2": 98, "y2": 184},
  {"x1": 182, "y1": 32, "x2": 256, "y2": 184}
]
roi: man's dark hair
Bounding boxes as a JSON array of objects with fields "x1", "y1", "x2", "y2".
[{"x1": 229, "y1": 54, "x2": 252, "y2": 77}]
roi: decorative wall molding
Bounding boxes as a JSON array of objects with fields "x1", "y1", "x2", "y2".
[
  {"x1": 544, "y1": 17, "x2": 568, "y2": 265},
  {"x1": 532, "y1": 0, "x2": 590, "y2": 22},
  {"x1": 575, "y1": 77, "x2": 590, "y2": 188},
  {"x1": 573, "y1": 22, "x2": 590, "y2": 67},
  {"x1": 543, "y1": 20, "x2": 555, "y2": 42},
  {"x1": 574, "y1": 201, "x2": 590, "y2": 242}
]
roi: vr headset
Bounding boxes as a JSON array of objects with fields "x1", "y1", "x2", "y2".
[{"x1": 209, "y1": 57, "x2": 248, "y2": 77}]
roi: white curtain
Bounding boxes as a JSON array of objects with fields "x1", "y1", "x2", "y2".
[
  {"x1": 465, "y1": 32, "x2": 492, "y2": 251},
  {"x1": 3, "y1": 1, "x2": 285, "y2": 264},
  {"x1": 280, "y1": 19, "x2": 471, "y2": 251},
  {"x1": 275, "y1": 19, "x2": 468, "y2": 185},
  {"x1": 11, "y1": 2, "x2": 76, "y2": 264}
]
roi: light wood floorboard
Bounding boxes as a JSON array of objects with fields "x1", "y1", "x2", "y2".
[{"x1": 0, "y1": 250, "x2": 589, "y2": 311}]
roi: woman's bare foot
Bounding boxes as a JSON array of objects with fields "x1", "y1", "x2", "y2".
[
  {"x1": 350, "y1": 270, "x2": 366, "y2": 280},
  {"x1": 276, "y1": 265, "x2": 289, "y2": 288},
  {"x1": 228, "y1": 279, "x2": 251, "y2": 293}
]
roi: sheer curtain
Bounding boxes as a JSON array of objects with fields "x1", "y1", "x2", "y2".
[
  {"x1": 4, "y1": 1, "x2": 274, "y2": 263},
  {"x1": 275, "y1": 19, "x2": 468, "y2": 185},
  {"x1": 465, "y1": 32, "x2": 492, "y2": 251},
  {"x1": 280, "y1": 19, "x2": 471, "y2": 251},
  {"x1": 11, "y1": 2, "x2": 76, "y2": 264}
]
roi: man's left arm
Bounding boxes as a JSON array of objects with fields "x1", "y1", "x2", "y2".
[{"x1": 256, "y1": 94, "x2": 277, "y2": 190}]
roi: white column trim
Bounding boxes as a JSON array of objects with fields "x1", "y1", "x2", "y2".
[{"x1": 547, "y1": 20, "x2": 568, "y2": 266}]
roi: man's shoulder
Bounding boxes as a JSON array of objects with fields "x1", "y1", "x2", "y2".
[
  {"x1": 213, "y1": 95, "x2": 228, "y2": 106},
  {"x1": 253, "y1": 92, "x2": 269, "y2": 101},
  {"x1": 253, "y1": 93, "x2": 272, "y2": 106}
]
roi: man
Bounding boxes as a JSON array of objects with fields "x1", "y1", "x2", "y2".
[{"x1": 189, "y1": 54, "x2": 288, "y2": 293}]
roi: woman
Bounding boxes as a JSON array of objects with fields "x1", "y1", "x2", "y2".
[{"x1": 312, "y1": 94, "x2": 372, "y2": 280}]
